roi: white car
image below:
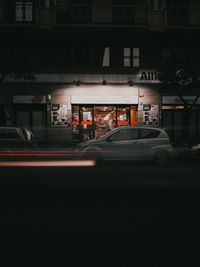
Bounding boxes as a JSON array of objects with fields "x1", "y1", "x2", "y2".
[{"x1": 76, "y1": 126, "x2": 175, "y2": 166}]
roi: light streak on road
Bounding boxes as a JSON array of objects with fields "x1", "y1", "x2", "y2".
[
  {"x1": 0, "y1": 160, "x2": 96, "y2": 167},
  {"x1": 0, "y1": 153, "x2": 84, "y2": 156}
]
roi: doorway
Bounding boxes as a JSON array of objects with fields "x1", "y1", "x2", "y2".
[{"x1": 15, "y1": 104, "x2": 47, "y2": 142}]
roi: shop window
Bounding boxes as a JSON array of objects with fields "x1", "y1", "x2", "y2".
[
  {"x1": 72, "y1": 106, "x2": 79, "y2": 124},
  {"x1": 124, "y1": 48, "x2": 140, "y2": 67},
  {"x1": 130, "y1": 106, "x2": 138, "y2": 125},
  {"x1": 94, "y1": 106, "x2": 116, "y2": 137},
  {"x1": 117, "y1": 107, "x2": 129, "y2": 125},
  {"x1": 72, "y1": 105, "x2": 80, "y2": 143},
  {"x1": 15, "y1": 1, "x2": 33, "y2": 22}
]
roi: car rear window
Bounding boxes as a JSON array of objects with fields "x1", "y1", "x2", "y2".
[
  {"x1": 0, "y1": 129, "x2": 19, "y2": 139},
  {"x1": 140, "y1": 129, "x2": 160, "y2": 139}
]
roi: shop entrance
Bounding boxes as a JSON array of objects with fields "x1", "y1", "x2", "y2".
[{"x1": 72, "y1": 104, "x2": 137, "y2": 143}]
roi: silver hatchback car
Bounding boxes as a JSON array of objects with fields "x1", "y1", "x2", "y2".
[{"x1": 77, "y1": 126, "x2": 175, "y2": 166}]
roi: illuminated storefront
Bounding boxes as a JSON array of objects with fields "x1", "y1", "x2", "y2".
[{"x1": 72, "y1": 105, "x2": 138, "y2": 142}]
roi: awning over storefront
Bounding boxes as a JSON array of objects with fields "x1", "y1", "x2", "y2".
[{"x1": 71, "y1": 95, "x2": 138, "y2": 104}]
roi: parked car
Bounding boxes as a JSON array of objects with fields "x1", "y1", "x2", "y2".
[
  {"x1": 0, "y1": 126, "x2": 36, "y2": 149},
  {"x1": 76, "y1": 126, "x2": 175, "y2": 166}
]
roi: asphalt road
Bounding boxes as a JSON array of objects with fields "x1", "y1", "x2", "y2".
[{"x1": 0, "y1": 159, "x2": 200, "y2": 265}]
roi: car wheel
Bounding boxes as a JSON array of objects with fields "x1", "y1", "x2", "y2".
[{"x1": 153, "y1": 150, "x2": 171, "y2": 166}]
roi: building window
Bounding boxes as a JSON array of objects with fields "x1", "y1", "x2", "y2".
[
  {"x1": 15, "y1": 1, "x2": 33, "y2": 22},
  {"x1": 39, "y1": 0, "x2": 56, "y2": 8},
  {"x1": 190, "y1": 0, "x2": 200, "y2": 25},
  {"x1": 167, "y1": 0, "x2": 189, "y2": 26},
  {"x1": 102, "y1": 47, "x2": 110, "y2": 67},
  {"x1": 149, "y1": 0, "x2": 164, "y2": 10},
  {"x1": 91, "y1": 0, "x2": 112, "y2": 23},
  {"x1": 161, "y1": 48, "x2": 186, "y2": 66},
  {"x1": 124, "y1": 48, "x2": 140, "y2": 67}
]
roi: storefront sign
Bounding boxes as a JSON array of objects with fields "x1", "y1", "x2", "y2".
[
  {"x1": 51, "y1": 104, "x2": 68, "y2": 126},
  {"x1": 143, "y1": 104, "x2": 159, "y2": 125},
  {"x1": 175, "y1": 69, "x2": 192, "y2": 85},
  {"x1": 140, "y1": 72, "x2": 163, "y2": 81}
]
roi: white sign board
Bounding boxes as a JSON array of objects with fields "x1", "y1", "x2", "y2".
[{"x1": 71, "y1": 95, "x2": 138, "y2": 104}]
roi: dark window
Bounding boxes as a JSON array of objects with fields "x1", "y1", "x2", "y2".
[
  {"x1": 139, "y1": 129, "x2": 160, "y2": 139},
  {"x1": 111, "y1": 129, "x2": 138, "y2": 141},
  {"x1": 167, "y1": 0, "x2": 189, "y2": 26},
  {"x1": 0, "y1": 129, "x2": 19, "y2": 139},
  {"x1": 39, "y1": 0, "x2": 56, "y2": 8},
  {"x1": 161, "y1": 48, "x2": 186, "y2": 67},
  {"x1": 69, "y1": 0, "x2": 90, "y2": 23}
]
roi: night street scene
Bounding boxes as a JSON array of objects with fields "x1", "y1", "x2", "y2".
[{"x1": 1, "y1": 0, "x2": 200, "y2": 265}]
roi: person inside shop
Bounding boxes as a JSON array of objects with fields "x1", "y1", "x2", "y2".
[{"x1": 87, "y1": 121, "x2": 92, "y2": 139}]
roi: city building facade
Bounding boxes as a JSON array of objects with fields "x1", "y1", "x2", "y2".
[{"x1": 0, "y1": 0, "x2": 200, "y2": 145}]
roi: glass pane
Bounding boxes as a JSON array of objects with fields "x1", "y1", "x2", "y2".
[
  {"x1": 94, "y1": 106, "x2": 116, "y2": 137},
  {"x1": 117, "y1": 107, "x2": 129, "y2": 126},
  {"x1": 72, "y1": 105, "x2": 79, "y2": 122},
  {"x1": 81, "y1": 106, "x2": 93, "y2": 141},
  {"x1": 111, "y1": 128, "x2": 138, "y2": 141},
  {"x1": 112, "y1": 129, "x2": 129, "y2": 141},
  {"x1": 140, "y1": 129, "x2": 160, "y2": 139},
  {"x1": 133, "y1": 58, "x2": 140, "y2": 67},
  {"x1": 124, "y1": 58, "x2": 130, "y2": 67},
  {"x1": 133, "y1": 48, "x2": 139, "y2": 56},
  {"x1": 124, "y1": 48, "x2": 130, "y2": 56}
]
